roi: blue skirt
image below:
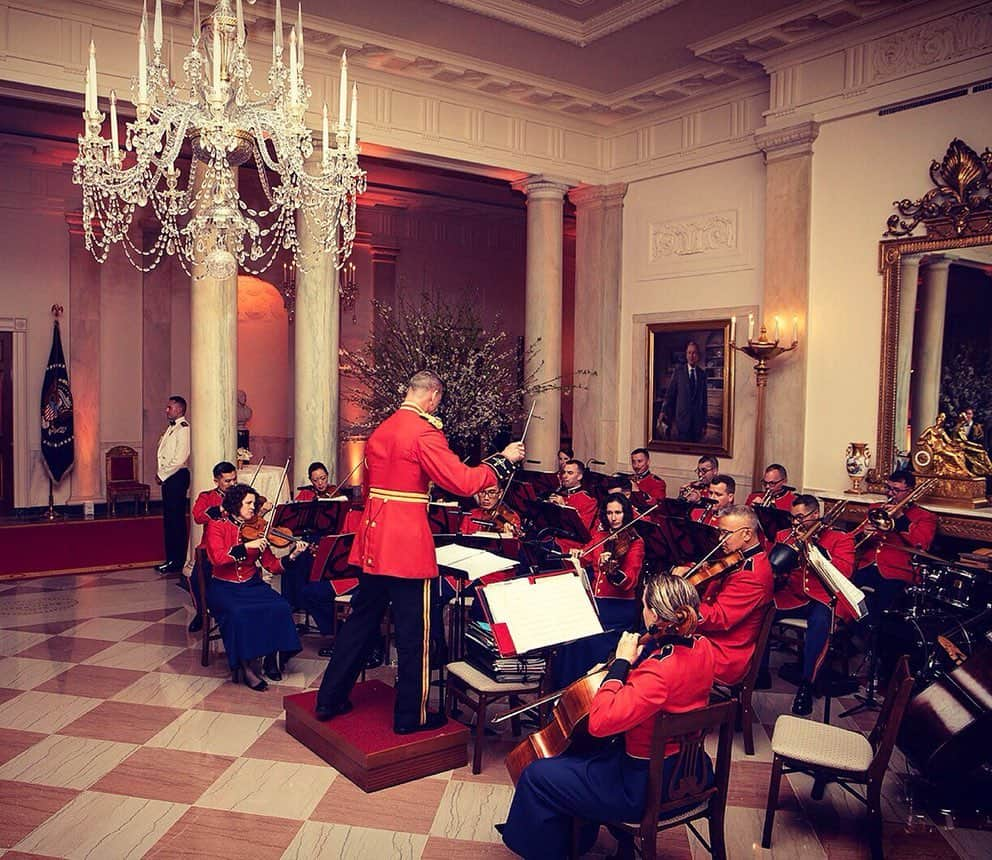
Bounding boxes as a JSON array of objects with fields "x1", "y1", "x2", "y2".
[
  {"x1": 207, "y1": 575, "x2": 302, "y2": 669},
  {"x1": 553, "y1": 598, "x2": 640, "y2": 688}
]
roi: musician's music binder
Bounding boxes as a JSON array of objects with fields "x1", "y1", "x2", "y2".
[
  {"x1": 274, "y1": 497, "x2": 349, "y2": 536},
  {"x1": 434, "y1": 543, "x2": 516, "y2": 581},
  {"x1": 427, "y1": 503, "x2": 463, "y2": 535},
  {"x1": 529, "y1": 500, "x2": 593, "y2": 546},
  {"x1": 476, "y1": 568, "x2": 603, "y2": 656},
  {"x1": 309, "y1": 533, "x2": 360, "y2": 596}
]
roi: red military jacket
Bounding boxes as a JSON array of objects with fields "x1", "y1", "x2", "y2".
[
  {"x1": 348, "y1": 402, "x2": 501, "y2": 579},
  {"x1": 745, "y1": 489, "x2": 797, "y2": 511},
  {"x1": 192, "y1": 488, "x2": 225, "y2": 526},
  {"x1": 857, "y1": 503, "x2": 938, "y2": 583},
  {"x1": 582, "y1": 525, "x2": 645, "y2": 599},
  {"x1": 295, "y1": 485, "x2": 335, "y2": 502},
  {"x1": 772, "y1": 527, "x2": 856, "y2": 620},
  {"x1": 696, "y1": 544, "x2": 774, "y2": 685},
  {"x1": 690, "y1": 505, "x2": 722, "y2": 526},
  {"x1": 204, "y1": 518, "x2": 283, "y2": 583},
  {"x1": 589, "y1": 635, "x2": 715, "y2": 758},
  {"x1": 632, "y1": 471, "x2": 667, "y2": 505},
  {"x1": 554, "y1": 486, "x2": 599, "y2": 554}
]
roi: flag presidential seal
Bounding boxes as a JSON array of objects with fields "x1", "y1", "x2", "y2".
[{"x1": 40, "y1": 316, "x2": 75, "y2": 483}]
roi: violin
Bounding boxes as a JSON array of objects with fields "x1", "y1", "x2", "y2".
[
  {"x1": 600, "y1": 529, "x2": 635, "y2": 582},
  {"x1": 503, "y1": 608, "x2": 698, "y2": 784},
  {"x1": 238, "y1": 515, "x2": 308, "y2": 551},
  {"x1": 674, "y1": 550, "x2": 745, "y2": 590}
]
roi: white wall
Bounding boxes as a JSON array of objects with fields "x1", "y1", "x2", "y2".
[
  {"x1": 619, "y1": 152, "x2": 766, "y2": 491},
  {"x1": 804, "y1": 87, "x2": 992, "y2": 492}
]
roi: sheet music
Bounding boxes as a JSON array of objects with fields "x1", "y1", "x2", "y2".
[
  {"x1": 481, "y1": 571, "x2": 603, "y2": 654},
  {"x1": 435, "y1": 543, "x2": 516, "y2": 580},
  {"x1": 807, "y1": 543, "x2": 868, "y2": 620}
]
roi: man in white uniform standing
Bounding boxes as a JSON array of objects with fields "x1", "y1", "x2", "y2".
[{"x1": 156, "y1": 395, "x2": 191, "y2": 574}]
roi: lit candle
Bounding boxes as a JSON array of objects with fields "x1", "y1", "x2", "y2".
[
  {"x1": 212, "y1": 16, "x2": 221, "y2": 98},
  {"x1": 236, "y1": 0, "x2": 245, "y2": 47},
  {"x1": 109, "y1": 89, "x2": 118, "y2": 154},
  {"x1": 193, "y1": 0, "x2": 201, "y2": 44},
  {"x1": 321, "y1": 103, "x2": 329, "y2": 164},
  {"x1": 729, "y1": 316, "x2": 736, "y2": 346},
  {"x1": 747, "y1": 313, "x2": 754, "y2": 342},
  {"x1": 138, "y1": 19, "x2": 147, "y2": 103},
  {"x1": 297, "y1": 2, "x2": 304, "y2": 69},
  {"x1": 339, "y1": 50, "x2": 348, "y2": 128},
  {"x1": 274, "y1": 0, "x2": 283, "y2": 51},
  {"x1": 288, "y1": 28, "x2": 298, "y2": 105},
  {"x1": 153, "y1": 0, "x2": 163, "y2": 53},
  {"x1": 87, "y1": 40, "x2": 97, "y2": 114},
  {"x1": 349, "y1": 82, "x2": 357, "y2": 149},
  {"x1": 792, "y1": 315, "x2": 799, "y2": 344},
  {"x1": 773, "y1": 316, "x2": 781, "y2": 342}
]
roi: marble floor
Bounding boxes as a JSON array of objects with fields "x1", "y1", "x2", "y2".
[{"x1": 0, "y1": 568, "x2": 989, "y2": 859}]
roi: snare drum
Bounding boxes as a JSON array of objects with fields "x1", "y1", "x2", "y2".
[{"x1": 933, "y1": 567, "x2": 990, "y2": 612}]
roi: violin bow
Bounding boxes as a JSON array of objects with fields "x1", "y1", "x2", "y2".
[
  {"x1": 330, "y1": 459, "x2": 363, "y2": 498},
  {"x1": 680, "y1": 529, "x2": 736, "y2": 580},
  {"x1": 493, "y1": 401, "x2": 537, "y2": 513},
  {"x1": 247, "y1": 457, "x2": 266, "y2": 488},
  {"x1": 261, "y1": 459, "x2": 291, "y2": 542},
  {"x1": 578, "y1": 502, "x2": 660, "y2": 559}
]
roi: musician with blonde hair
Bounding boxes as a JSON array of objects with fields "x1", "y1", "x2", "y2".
[{"x1": 501, "y1": 574, "x2": 715, "y2": 859}]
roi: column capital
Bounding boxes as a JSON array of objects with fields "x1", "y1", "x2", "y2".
[
  {"x1": 370, "y1": 243, "x2": 400, "y2": 263},
  {"x1": 568, "y1": 183, "x2": 628, "y2": 210},
  {"x1": 922, "y1": 255, "x2": 952, "y2": 273},
  {"x1": 65, "y1": 211, "x2": 103, "y2": 241},
  {"x1": 512, "y1": 175, "x2": 570, "y2": 201},
  {"x1": 754, "y1": 119, "x2": 819, "y2": 163}
]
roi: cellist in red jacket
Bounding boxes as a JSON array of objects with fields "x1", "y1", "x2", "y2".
[{"x1": 315, "y1": 371, "x2": 525, "y2": 733}]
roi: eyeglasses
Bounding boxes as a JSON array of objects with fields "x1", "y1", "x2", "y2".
[
  {"x1": 885, "y1": 484, "x2": 908, "y2": 493},
  {"x1": 790, "y1": 512, "x2": 816, "y2": 523},
  {"x1": 697, "y1": 467, "x2": 714, "y2": 475},
  {"x1": 478, "y1": 489, "x2": 500, "y2": 497},
  {"x1": 717, "y1": 526, "x2": 747, "y2": 539},
  {"x1": 762, "y1": 477, "x2": 784, "y2": 487}
]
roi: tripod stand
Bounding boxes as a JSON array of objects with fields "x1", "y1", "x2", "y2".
[{"x1": 839, "y1": 613, "x2": 883, "y2": 717}]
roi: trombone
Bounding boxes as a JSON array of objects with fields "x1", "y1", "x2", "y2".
[{"x1": 851, "y1": 478, "x2": 937, "y2": 551}]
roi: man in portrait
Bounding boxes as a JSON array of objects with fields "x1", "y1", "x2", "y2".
[{"x1": 661, "y1": 340, "x2": 708, "y2": 443}]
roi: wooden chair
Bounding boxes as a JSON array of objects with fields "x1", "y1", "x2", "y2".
[
  {"x1": 573, "y1": 700, "x2": 735, "y2": 860},
  {"x1": 445, "y1": 661, "x2": 542, "y2": 774},
  {"x1": 194, "y1": 548, "x2": 223, "y2": 667},
  {"x1": 711, "y1": 600, "x2": 776, "y2": 755},
  {"x1": 762, "y1": 656, "x2": 914, "y2": 859},
  {"x1": 105, "y1": 445, "x2": 150, "y2": 516}
]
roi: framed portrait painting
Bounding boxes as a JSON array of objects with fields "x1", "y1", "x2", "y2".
[{"x1": 646, "y1": 319, "x2": 734, "y2": 457}]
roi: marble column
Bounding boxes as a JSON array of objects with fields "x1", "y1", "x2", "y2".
[
  {"x1": 894, "y1": 255, "x2": 921, "y2": 453},
  {"x1": 754, "y1": 120, "x2": 819, "y2": 488},
  {"x1": 568, "y1": 183, "x2": 627, "y2": 465},
  {"x1": 513, "y1": 176, "x2": 569, "y2": 471},
  {"x1": 189, "y1": 166, "x2": 238, "y2": 549},
  {"x1": 64, "y1": 213, "x2": 102, "y2": 503},
  {"x1": 910, "y1": 257, "x2": 951, "y2": 445},
  {"x1": 293, "y1": 156, "x2": 340, "y2": 487}
]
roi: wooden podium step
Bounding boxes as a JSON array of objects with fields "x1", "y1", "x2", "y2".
[{"x1": 284, "y1": 682, "x2": 469, "y2": 792}]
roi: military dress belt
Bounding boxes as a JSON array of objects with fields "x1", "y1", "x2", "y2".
[{"x1": 368, "y1": 488, "x2": 431, "y2": 503}]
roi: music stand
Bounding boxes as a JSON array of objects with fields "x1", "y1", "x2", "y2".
[
  {"x1": 529, "y1": 500, "x2": 592, "y2": 546},
  {"x1": 310, "y1": 533, "x2": 359, "y2": 590},
  {"x1": 754, "y1": 505, "x2": 793, "y2": 544},
  {"x1": 428, "y1": 504, "x2": 464, "y2": 535},
  {"x1": 274, "y1": 498, "x2": 349, "y2": 538}
]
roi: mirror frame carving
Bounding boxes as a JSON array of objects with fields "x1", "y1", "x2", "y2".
[{"x1": 873, "y1": 140, "x2": 992, "y2": 506}]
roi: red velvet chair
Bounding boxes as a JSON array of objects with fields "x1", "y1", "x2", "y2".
[{"x1": 105, "y1": 445, "x2": 150, "y2": 516}]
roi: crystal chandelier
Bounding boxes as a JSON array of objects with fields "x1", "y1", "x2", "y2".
[{"x1": 72, "y1": 0, "x2": 366, "y2": 280}]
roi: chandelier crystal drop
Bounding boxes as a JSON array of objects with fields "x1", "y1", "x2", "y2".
[{"x1": 72, "y1": 0, "x2": 366, "y2": 278}]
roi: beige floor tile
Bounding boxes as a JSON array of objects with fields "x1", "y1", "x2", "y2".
[
  {"x1": 81, "y1": 641, "x2": 185, "y2": 671},
  {"x1": 0, "y1": 691, "x2": 101, "y2": 734},
  {"x1": 709, "y1": 804, "x2": 826, "y2": 860},
  {"x1": 0, "y1": 734, "x2": 137, "y2": 789},
  {"x1": 145, "y1": 708, "x2": 274, "y2": 757},
  {"x1": 112, "y1": 671, "x2": 224, "y2": 709},
  {"x1": 0, "y1": 657, "x2": 76, "y2": 690},
  {"x1": 13, "y1": 790, "x2": 187, "y2": 859},
  {"x1": 197, "y1": 757, "x2": 337, "y2": 820},
  {"x1": 61, "y1": 617, "x2": 151, "y2": 640},
  {"x1": 429, "y1": 781, "x2": 514, "y2": 843},
  {"x1": 0, "y1": 631, "x2": 50, "y2": 656},
  {"x1": 282, "y1": 821, "x2": 427, "y2": 860}
]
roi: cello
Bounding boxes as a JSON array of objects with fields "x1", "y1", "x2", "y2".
[{"x1": 503, "y1": 606, "x2": 698, "y2": 784}]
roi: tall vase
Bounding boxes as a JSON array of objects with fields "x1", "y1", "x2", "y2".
[{"x1": 845, "y1": 442, "x2": 871, "y2": 494}]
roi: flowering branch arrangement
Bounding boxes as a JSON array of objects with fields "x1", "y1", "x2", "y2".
[{"x1": 342, "y1": 293, "x2": 590, "y2": 448}]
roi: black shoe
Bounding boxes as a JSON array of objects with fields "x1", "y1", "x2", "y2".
[
  {"x1": 365, "y1": 647, "x2": 385, "y2": 669},
  {"x1": 394, "y1": 712, "x2": 448, "y2": 735},
  {"x1": 187, "y1": 615, "x2": 203, "y2": 633},
  {"x1": 263, "y1": 655, "x2": 282, "y2": 682},
  {"x1": 314, "y1": 700, "x2": 353, "y2": 722},
  {"x1": 155, "y1": 562, "x2": 178, "y2": 574},
  {"x1": 778, "y1": 662, "x2": 803, "y2": 686},
  {"x1": 242, "y1": 673, "x2": 268, "y2": 693},
  {"x1": 494, "y1": 823, "x2": 506, "y2": 835},
  {"x1": 792, "y1": 681, "x2": 814, "y2": 716},
  {"x1": 754, "y1": 669, "x2": 772, "y2": 690},
  {"x1": 318, "y1": 646, "x2": 334, "y2": 659}
]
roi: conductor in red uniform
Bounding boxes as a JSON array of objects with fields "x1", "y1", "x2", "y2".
[{"x1": 315, "y1": 371, "x2": 525, "y2": 732}]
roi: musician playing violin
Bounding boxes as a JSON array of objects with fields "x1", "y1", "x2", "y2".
[
  {"x1": 461, "y1": 483, "x2": 522, "y2": 537},
  {"x1": 501, "y1": 575, "x2": 715, "y2": 860},
  {"x1": 295, "y1": 461, "x2": 334, "y2": 501},
  {"x1": 690, "y1": 473, "x2": 735, "y2": 526},
  {"x1": 745, "y1": 463, "x2": 796, "y2": 511},
  {"x1": 629, "y1": 447, "x2": 667, "y2": 505},
  {"x1": 203, "y1": 483, "x2": 306, "y2": 692},
  {"x1": 554, "y1": 495, "x2": 647, "y2": 687},
  {"x1": 683, "y1": 505, "x2": 773, "y2": 686},
  {"x1": 758, "y1": 495, "x2": 854, "y2": 713}
]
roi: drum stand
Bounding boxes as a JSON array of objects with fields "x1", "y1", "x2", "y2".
[{"x1": 839, "y1": 618, "x2": 882, "y2": 717}]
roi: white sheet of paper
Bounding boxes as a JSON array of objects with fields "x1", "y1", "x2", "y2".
[
  {"x1": 481, "y1": 571, "x2": 603, "y2": 654},
  {"x1": 435, "y1": 543, "x2": 516, "y2": 580}
]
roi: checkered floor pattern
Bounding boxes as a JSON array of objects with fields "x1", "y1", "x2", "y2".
[{"x1": 0, "y1": 568, "x2": 988, "y2": 859}]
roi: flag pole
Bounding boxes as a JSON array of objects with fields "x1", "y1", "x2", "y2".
[
  {"x1": 43, "y1": 477, "x2": 59, "y2": 521},
  {"x1": 38, "y1": 304, "x2": 69, "y2": 523}
]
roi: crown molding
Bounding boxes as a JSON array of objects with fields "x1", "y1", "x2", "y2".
[{"x1": 433, "y1": 0, "x2": 685, "y2": 47}]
